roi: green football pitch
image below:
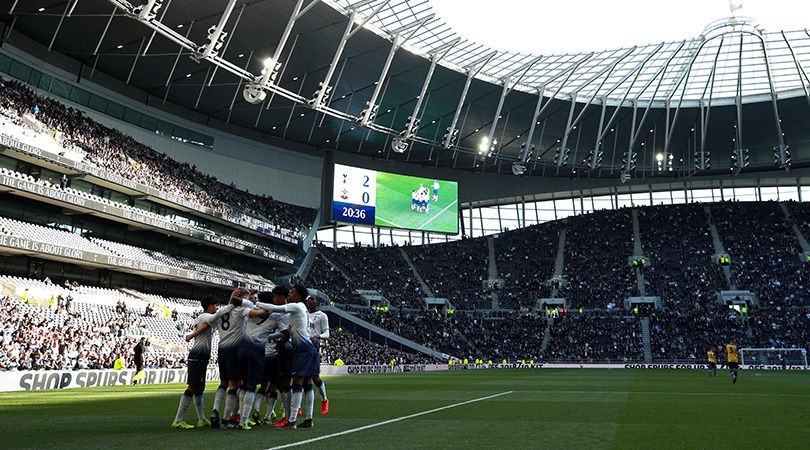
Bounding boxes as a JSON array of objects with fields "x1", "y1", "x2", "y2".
[
  {"x1": 374, "y1": 173, "x2": 458, "y2": 234},
  {"x1": 2, "y1": 369, "x2": 809, "y2": 449}
]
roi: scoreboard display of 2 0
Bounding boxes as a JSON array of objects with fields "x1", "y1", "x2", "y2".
[{"x1": 332, "y1": 164, "x2": 377, "y2": 226}]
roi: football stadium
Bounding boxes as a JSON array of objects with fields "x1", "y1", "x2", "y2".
[{"x1": 1, "y1": 0, "x2": 810, "y2": 448}]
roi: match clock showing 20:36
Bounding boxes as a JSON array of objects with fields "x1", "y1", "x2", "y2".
[{"x1": 331, "y1": 164, "x2": 377, "y2": 225}]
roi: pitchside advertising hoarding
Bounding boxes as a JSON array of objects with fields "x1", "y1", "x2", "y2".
[
  {"x1": 331, "y1": 163, "x2": 459, "y2": 234},
  {"x1": 2, "y1": 364, "x2": 807, "y2": 392}
]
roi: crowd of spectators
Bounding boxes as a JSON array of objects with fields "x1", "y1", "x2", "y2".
[
  {"x1": 562, "y1": 209, "x2": 635, "y2": 309},
  {"x1": 320, "y1": 327, "x2": 439, "y2": 365},
  {"x1": 639, "y1": 203, "x2": 727, "y2": 309},
  {"x1": 306, "y1": 252, "x2": 361, "y2": 305},
  {"x1": 749, "y1": 307, "x2": 810, "y2": 351},
  {"x1": 406, "y1": 239, "x2": 490, "y2": 310},
  {"x1": 318, "y1": 246, "x2": 425, "y2": 309},
  {"x1": 357, "y1": 310, "x2": 472, "y2": 358},
  {"x1": 713, "y1": 202, "x2": 808, "y2": 307},
  {"x1": 649, "y1": 306, "x2": 747, "y2": 362},
  {"x1": 0, "y1": 295, "x2": 186, "y2": 371},
  {"x1": 543, "y1": 313, "x2": 644, "y2": 362},
  {"x1": 494, "y1": 222, "x2": 563, "y2": 310},
  {"x1": 0, "y1": 77, "x2": 315, "y2": 239},
  {"x1": 358, "y1": 309, "x2": 548, "y2": 362}
]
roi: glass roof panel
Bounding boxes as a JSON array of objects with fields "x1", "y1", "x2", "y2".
[{"x1": 324, "y1": 0, "x2": 810, "y2": 104}]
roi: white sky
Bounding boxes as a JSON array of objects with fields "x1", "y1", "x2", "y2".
[{"x1": 429, "y1": 0, "x2": 810, "y2": 54}]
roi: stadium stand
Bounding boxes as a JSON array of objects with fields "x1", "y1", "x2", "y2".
[
  {"x1": 0, "y1": 275, "x2": 444, "y2": 371},
  {"x1": 320, "y1": 327, "x2": 439, "y2": 365},
  {"x1": 639, "y1": 203, "x2": 727, "y2": 308},
  {"x1": 0, "y1": 77, "x2": 315, "y2": 240},
  {"x1": 649, "y1": 307, "x2": 748, "y2": 362},
  {"x1": 405, "y1": 238, "x2": 489, "y2": 310},
  {"x1": 318, "y1": 246, "x2": 425, "y2": 309},
  {"x1": 0, "y1": 165, "x2": 292, "y2": 261},
  {"x1": 544, "y1": 313, "x2": 644, "y2": 362},
  {"x1": 5, "y1": 199, "x2": 810, "y2": 370},
  {"x1": 0, "y1": 292, "x2": 189, "y2": 371},
  {"x1": 712, "y1": 202, "x2": 808, "y2": 306},
  {"x1": 356, "y1": 310, "x2": 548, "y2": 362},
  {"x1": 561, "y1": 209, "x2": 635, "y2": 309},
  {"x1": 306, "y1": 253, "x2": 361, "y2": 306},
  {"x1": 304, "y1": 202, "x2": 810, "y2": 363},
  {"x1": 0, "y1": 215, "x2": 274, "y2": 289},
  {"x1": 494, "y1": 222, "x2": 562, "y2": 310}
]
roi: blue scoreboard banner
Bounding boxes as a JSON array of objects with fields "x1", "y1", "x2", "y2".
[{"x1": 332, "y1": 164, "x2": 377, "y2": 225}]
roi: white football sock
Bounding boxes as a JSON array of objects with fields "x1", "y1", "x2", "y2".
[
  {"x1": 315, "y1": 379, "x2": 327, "y2": 400},
  {"x1": 289, "y1": 387, "x2": 303, "y2": 422},
  {"x1": 193, "y1": 394, "x2": 205, "y2": 421},
  {"x1": 174, "y1": 392, "x2": 192, "y2": 423},
  {"x1": 264, "y1": 393, "x2": 277, "y2": 420},
  {"x1": 305, "y1": 387, "x2": 314, "y2": 420},
  {"x1": 240, "y1": 391, "x2": 255, "y2": 425},
  {"x1": 224, "y1": 390, "x2": 238, "y2": 418},
  {"x1": 212, "y1": 386, "x2": 225, "y2": 413}
]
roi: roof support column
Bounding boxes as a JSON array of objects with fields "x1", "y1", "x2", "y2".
[
  {"x1": 360, "y1": 15, "x2": 433, "y2": 129},
  {"x1": 783, "y1": 31, "x2": 810, "y2": 112},
  {"x1": 480, "y1": 55, "x2": 544, "y2": 159},
  {"x1": 194, "y1": 0, "x2": 238, "y2": 61},
  {"x1": 446, "y1": 51, "x2": 497, "y2": 157},
  {"x1": 394, "y1": 38, "x2": 459, "y2": 151},
  {"x1": 292, "y1": 0, "x2": 389, "y2": 108},
  {"x1": 760, "y1": 33, "x2": 789, "y2": 171}
]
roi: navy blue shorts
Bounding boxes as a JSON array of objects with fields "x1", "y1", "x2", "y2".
[
  {"x1": 292, "y1": 342, "x2": 319, "y2": 378},
  {"x1": 263, "y1": 354, "x2": 279, "y2": 385},
  {"x1": 313, "y1": 341, "x2": 322, "y2": 374},
  {"x1": 218, "y1": 347, "x2": 239, "y2": 381},
  {"x1": 728, "y1": 362, "x2": 739, "y2": 370},
  {"x1": 238, "y1": 345, "x2": 265, "y2": 386},
  {"x1": 708, "y1": 362, "x2": 717, "y2": 369},
  {"x1": 187, "y1": 359, "x2": 208, "y2": 388},
  {"x1": 277, "y1": 344, "x2": 293, "y2": 377}
]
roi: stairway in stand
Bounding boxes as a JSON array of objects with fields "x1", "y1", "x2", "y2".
[{"x1": 640, "y1": 316, "x2": 653, "y2": 363}]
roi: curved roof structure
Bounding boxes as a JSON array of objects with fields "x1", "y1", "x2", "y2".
[
  {"x1": 328, "y1": 0, "x2": 810, "y2": 106},
  {"x1": 3, "y1": 0, "x2": 810, "y2": 179}
]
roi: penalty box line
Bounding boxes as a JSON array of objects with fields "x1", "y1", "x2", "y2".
[
  {"x1": 265, "y1": 390, "x2": 513, "y2": 450},
  {"x1": 418, "y1": 199, "x2": 457, "y2": 230}
]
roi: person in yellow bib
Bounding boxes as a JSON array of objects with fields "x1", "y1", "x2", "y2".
[
  {"x1": 707, "y1": 347, "x2": 717, "y2": 377},
  {"x1": 725, "y1": 338, "x2": 740, "y2": 384}
]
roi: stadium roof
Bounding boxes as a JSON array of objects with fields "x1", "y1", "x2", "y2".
[
  {"x1": 331, "y1": 0, "x2": 810, "y2": 104},
  {"x1": 2, "y1": 0, "x2": 810, "y2": 178}
]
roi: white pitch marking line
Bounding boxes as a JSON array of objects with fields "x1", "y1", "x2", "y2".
[
  {"x1": 265, "y1": 390, "x2": 513, "y2": 450},
  {"x1": 375, "y1": 216, "x2": 404, "y2": 229},
  {"x1": 418, "y1": 199, "x2": 458, "y2": 230}
]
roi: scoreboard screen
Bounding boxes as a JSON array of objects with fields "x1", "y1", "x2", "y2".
[{"x1": 332, "y1": 164, "x2": 459, "y2": 234}]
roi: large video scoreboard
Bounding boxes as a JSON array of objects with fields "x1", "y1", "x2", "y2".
[{"x1": 331, "y1": 164, "x2": 459, "y2": 234}]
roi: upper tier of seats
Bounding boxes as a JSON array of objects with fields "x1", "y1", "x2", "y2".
[
  {"x1": 0, "y1": 216, "x2": 274, "y2": 289},
  {"x1": 0, "y1": 165, "x2": 292, "y2": 261},
  {"x1": 0, "y1": 77, "x2": 316, "y2": 240}
]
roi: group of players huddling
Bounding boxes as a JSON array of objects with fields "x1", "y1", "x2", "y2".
[
  {"x1": 171, "y1": 284, "x2": 330, "y2": 431},
  {"x1": 410, "y1": 181, "x2": 440, "y2": 214}
]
